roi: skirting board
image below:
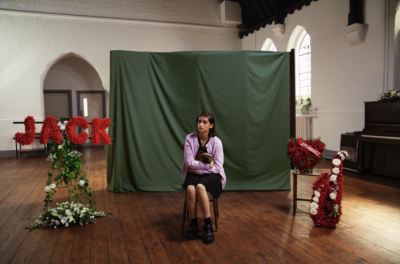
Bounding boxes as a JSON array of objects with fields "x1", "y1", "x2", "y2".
[
  {"x1": 0, "y1": 150, "x2": 47, "y2": 158},
  {"x1": 324, "y1": 149, "x2": 338, "y2": 160}
]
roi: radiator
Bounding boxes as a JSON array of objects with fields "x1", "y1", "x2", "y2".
[{"x1": 296, "y1": 115, "x2": 312, "y2": 139}]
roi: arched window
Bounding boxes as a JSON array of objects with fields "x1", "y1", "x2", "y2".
[
  {"x1": 261, "y1": 38, "x2": 277, "y2": 51},
  {"x1": 298, "y1": 33, "x2": 311, "y2": 96}
]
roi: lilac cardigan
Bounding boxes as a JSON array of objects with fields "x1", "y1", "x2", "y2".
[{"x1": 182, "y1": 133, "x2": 226, "y2": 189}]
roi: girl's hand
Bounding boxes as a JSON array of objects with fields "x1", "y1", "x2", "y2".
[
  {"x1": 209, "y1": 161, "x2": 214, "y2": 169},
  {"x1": 188, "y1": 167, "x2": 199, "y2": 174}
]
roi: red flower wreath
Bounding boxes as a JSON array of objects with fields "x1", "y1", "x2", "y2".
[
  {"x1": 90, "y1": 118, "x2": 111, "y2": 145},
  {"x1": 15, "y1": 116, "x2": 36, "y2": 145},
  {"x1": 66, "y1": 116, "x2": 89, "y2": 145},
  {"x1": 309, "y1": 150, "x2": 348, "y2": 228},
  {"x1": 39, "y1": 116, "x2": 62, "y2": 145}
]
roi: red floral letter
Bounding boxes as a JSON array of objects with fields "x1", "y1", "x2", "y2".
[
  {"x1": 39, "y1": 116, "x2": 63, "y2": 144},
  {"x1": 15, "y1": 116, "x2": 36, "y2": 145},
  {"x1": 66, "y1": 117, "x2": 89, "y2": 145},
  {"x1": 90, "y1": 118, "x2": 111, "y2": 145}
]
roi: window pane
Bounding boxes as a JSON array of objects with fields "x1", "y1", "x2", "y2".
[{"x1": 298, "y1": 34, "x2": 311, "y2": 96}]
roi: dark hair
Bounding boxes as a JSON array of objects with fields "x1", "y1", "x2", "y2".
[{"x1": 196, "y1": 112, "x2": 216, "y2": 137}]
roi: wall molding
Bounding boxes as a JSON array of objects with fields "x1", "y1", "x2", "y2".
[
  {"x1": 316, "y1": 110, "x2": 364, "y2": 114},
  {"x1": 0, "y1": 8, "x2": 237, "y2": 30},
  {"x1": 324, "y1": 149, "x2": 337, "y2": 160}
]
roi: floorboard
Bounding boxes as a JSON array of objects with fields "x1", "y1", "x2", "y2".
[{"x1": 0, "y1": 147, "x2": 399, "y2": 264}]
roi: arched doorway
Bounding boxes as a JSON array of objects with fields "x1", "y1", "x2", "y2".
[{"x1": 43, "y1": 53, "x2": 108, "y2": 145}]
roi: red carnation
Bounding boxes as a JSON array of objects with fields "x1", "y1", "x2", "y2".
[
  {"x1": 296, "y1": 138, "x2": 303, "y2": 145},
  {"x1": 66, "y1": 117, "x2": 89, "y2": 145},
  {"x1": 327, "y1": 204, "x2": 334, "y2": 211},
  {"x1": 288, "y1": 139, "x2": 294, "y2": 146},
  {"x1": 319, "y1": 144, "x2": 325, "y2": 150},
  {"x1": 90, "y1": 118, "x2": 111, "y2": 145},
  {"x1": 15, "y1": 116, "x2": 36, "y2": 145},
  {"x1": 39, "y1": 116, "x2": 62, "y2": 144}
]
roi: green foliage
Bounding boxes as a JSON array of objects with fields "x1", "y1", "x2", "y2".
[
  {"x1": 301, "y1": 96, "x2": 312, "y2": 115},
  {"x1": 43, "y1": 117, "x2": 94, "y2": 213}
]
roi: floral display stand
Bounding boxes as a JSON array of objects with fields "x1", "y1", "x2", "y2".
[{"x1": 14, "y1": 115, "x2": 112, "y2": 229}]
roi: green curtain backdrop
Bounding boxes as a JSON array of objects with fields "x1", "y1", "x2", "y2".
[{"x1": 107, "y1": 50, "x2": 290, "y2": 192}]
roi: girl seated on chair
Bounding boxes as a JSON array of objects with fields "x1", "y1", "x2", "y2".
[{"x1": 182, "y1": 112, "x2": 226, "y2": 244}]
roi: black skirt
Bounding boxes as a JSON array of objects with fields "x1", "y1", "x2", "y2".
[{"x1": 184, "y1": 173, "x2": 222, "y2": 199}]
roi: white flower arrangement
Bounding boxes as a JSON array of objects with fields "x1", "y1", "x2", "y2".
[
  {"x1": 67, "y1": 150, "x2": 82, "y2": 157},
  {"x1": 27, "y1": 201, "x2": 109, "y2": 229},
  {"x1": 379, "y1": 89, "x2": 400, "y2": 101},
  {"x1": 332, "y1": 159, "x2": 341, "y2": 166}
]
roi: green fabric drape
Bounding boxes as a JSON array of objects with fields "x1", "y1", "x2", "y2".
[{"x1": 107, "y1": 50, "x2": 291, "y2": 192}]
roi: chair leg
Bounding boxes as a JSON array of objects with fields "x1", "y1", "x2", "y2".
[
  {"x1": 182, "y1": 191, "x2": 187, "y2": 232},
  {"x1": 213, "y1": 198, "x2": 218, "y2": 232}
]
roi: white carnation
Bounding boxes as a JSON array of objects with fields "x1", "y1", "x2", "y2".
[
  {"x1": 330, "y1": 175, "x2": 337, "y2": 182},
  {"x1": 58, "y1": 145, "x2": 63, "y2": 149},
  {"x1": 312, "y1": 196, "x2": 319, "y2": 203},
  {"x1": 58, "y1": 121, "x2": 67, "y2": 131},
  {"x1": 44, "y1": 186, "x2": 51, "y2": 192},
  {"x1": 332, "y1": 159, "x2": 341, "y2": 166},
  {"x1": 65, "y1": 210, "x2": 72, "y2": 216},
  {"x1": 310, "y1": 202, "x2": 319, "y2": 210},
  {"x1": 79, "y1": 180, "x2": 85, "y2": 186},
  {"x1": 50, "y1": 183, "x2": 56, "y2": 189},
  {"x1": 329, "y1": 193, "x2": 337, "y2": 200},
  {"x1": 332, "y1": 167, "x2": 340, "y2": 174},
  {"x1": 310, "y1": 208, "x2": 318, "y2": 215},
  {"x1": 61, "y1": 217, "x2": 68, "y2": 224},
  {"x1": 314, "y1": 190, "x2": 321, "y2": 197}
]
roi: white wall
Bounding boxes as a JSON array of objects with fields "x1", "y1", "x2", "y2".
[
  {"x1": 242, "y1": 0, "x2": 398, "y2": 152},
  {"x1": 0, "y1": 3, "x2": 241, "y2": 154}
]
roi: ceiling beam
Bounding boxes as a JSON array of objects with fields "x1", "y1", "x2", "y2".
[
  {"x1": 249, "y1": 0, "x2": 267, "y2": 21},
  {"x1": 239, "y1": 0, "x2": 319, "y2": 39}
]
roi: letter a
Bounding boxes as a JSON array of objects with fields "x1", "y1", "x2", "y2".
[{"x1": 39, "y1": 116, "x2": 63, "y2": 144}]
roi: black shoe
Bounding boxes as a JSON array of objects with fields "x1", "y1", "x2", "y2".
[
  {"x1": 186, "y1": 221, "x2": 199, "y2": 240},
  {"x1": 202, "y1": 224, "x2": 215, "y2": 244}
]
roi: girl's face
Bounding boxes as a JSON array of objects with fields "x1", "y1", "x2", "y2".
[{"x1": 197, "y1": 116, "x2": 214, "y2": 134}]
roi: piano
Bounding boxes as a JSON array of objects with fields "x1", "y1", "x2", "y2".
[{"x1": 354, "y1": 101, "x2": 400, "y2": 179}]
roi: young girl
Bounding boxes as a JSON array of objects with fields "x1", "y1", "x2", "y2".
[{"x1": 182, "y1": 112, "x2": 226, "y2": 244}]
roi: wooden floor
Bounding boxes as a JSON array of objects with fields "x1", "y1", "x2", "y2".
[{"x1": 1, "y1": 148, "x2": 400, "y2": 264}]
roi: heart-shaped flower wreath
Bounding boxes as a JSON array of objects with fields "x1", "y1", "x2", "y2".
[{"x1": 287, "y1": 138, "x2": 326, "y2": 173}]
